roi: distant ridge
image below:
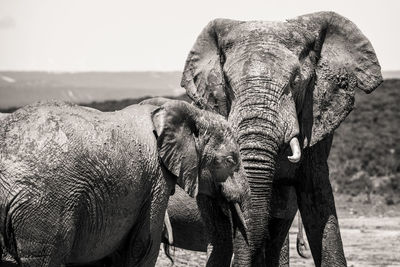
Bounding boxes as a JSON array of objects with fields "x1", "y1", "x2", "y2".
[
  {"x1": 383, "y1": 70, "x2": 400, "y2": 79},
  {"x1": 1, "y1": 70, "x2": 399, "y2": 109},
  {"x1": 0, "y1": 71, "x2": 183, "y2": 109}
]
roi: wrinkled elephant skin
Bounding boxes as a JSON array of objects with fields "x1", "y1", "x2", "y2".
[
  {"x1": 0, "y1": 100, "x2": 246, "y2": 267},
  {"x1": 178, "y1": 11, "x2": 382, "y2": 267}
]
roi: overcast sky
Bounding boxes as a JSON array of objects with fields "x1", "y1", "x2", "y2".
[{"x1": 0, "y1": 0, "x2": 398, "y2": 71}]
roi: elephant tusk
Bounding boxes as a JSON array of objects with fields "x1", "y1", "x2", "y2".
[
  {"x1": 164, "y1": 211, "x2": 174, "y2": 245},
  {"x1": 234, "y1": 203, "x2": 247, "y2": 232},
  {"x1": 288, "y1": 137, "x2": 301, "y2": 163}
]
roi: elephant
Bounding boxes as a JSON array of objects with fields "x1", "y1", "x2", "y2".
[
  {"x1": 141, "y1": 96, "x2": 251, "y2": 267},
  {"x1": 179, "y1": 11, "x2": 382, "y2": 266},
  {"x1": 0, "y1": 99, "x2": 249, "y2": 266}
]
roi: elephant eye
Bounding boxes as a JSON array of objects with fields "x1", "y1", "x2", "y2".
[
  {"x1": 214, "y1": 157, "x2": 223, "y2": 165},
  {"x1": 291, "y1": 73, "x2": 301, "y2": 88}
]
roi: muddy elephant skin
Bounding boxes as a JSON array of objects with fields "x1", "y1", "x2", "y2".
[
  {"x1": 0, "y1": 100, "x2": 247, "y2": 267},
  {"x1": 178, "y1": 11, "x2": 382, "y2": 266}
]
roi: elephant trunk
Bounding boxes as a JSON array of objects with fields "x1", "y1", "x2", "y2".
[{"x1": 229, "y1": 84, "x2": 281, "y2": 265}]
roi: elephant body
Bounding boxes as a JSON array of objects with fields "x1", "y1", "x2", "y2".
[
  {"x1": 0, "y1": 101, "x2": 172, "y2": 266},
  {"x1": 0, "y1": 100, "x2": 247, "y2": 266}
]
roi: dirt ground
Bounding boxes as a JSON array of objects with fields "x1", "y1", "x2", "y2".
[
  {"x1": 156, "y1": 195, "x2": 400, "y2": 267},
  {"x1": 1, "y1": 196, "x2": 398, "y2": 266}
]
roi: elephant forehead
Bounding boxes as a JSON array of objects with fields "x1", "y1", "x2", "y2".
[
  {"x1": 218, "y1": 137, "x2": 238, "y2": 151},
  {"x1": 223, "y1": 40, "x2": 302, "y2": 82},
  {"x1": 213, "y1": 124, "x2": 238, "y2": 148},
  {"x1": 229, "y1": 21, "x2": 285, "y2": 37},
  {"x1": 223, "y1": 20, "x2": 308, "y2": 56}
]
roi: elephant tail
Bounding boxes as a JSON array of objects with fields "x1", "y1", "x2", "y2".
[
  {"x1": 296, "y1": 213, "x2": 310, "y2": 259},
  {"x1": 163, "y1": 241, "x2": 175, "y2": 264},
  {"x1": 162, "y1": 210, "x2": 175, "y2": 263}
]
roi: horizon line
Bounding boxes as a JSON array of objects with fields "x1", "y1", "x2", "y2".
[
  {"x1": 0, "y1": 69, "x2": 399, "y2": 73},
  {"x1": 0, "y1": 69, "x2": 183, "y2": 73}
]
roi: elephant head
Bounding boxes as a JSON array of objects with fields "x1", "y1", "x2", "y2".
[
  {"x1": 151, "y1": 100, "x2": 249, "y2": 232},
  {"x1": 181, "y1": 11, "x2": 382, "y2": 265}
]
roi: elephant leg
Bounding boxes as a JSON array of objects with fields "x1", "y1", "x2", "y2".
[
  {"x1": 280, "y1": 234, "x2": 289, "y2": 267},
  {"x1": 197, "y1": 195, "x2": 233, "y2": 267},
  {"x1": 11, "y1": 207, "x2": 75, "y2": 267},
  {"x1": 264, "y1": 217, "x2": 293, "y2": 267},
  {"x1": 296, "y1": 136, "x2": 346, "y2": 267},
  {"x1": 16, "y1": 231, "x2": 71, "y2": 267},
  {"x1": 116, "y1": 228, "x2": 154, "y2": 267},
  {"x1": 19, "y1": 255, "x2": 61, "y2": 267},
  {"x1": 262, "y1": 182, "x2": 297, "y2": 267},
  {"x1": 0, "y1": 237, "x2": 3, "y2": 264},
  {"x1": 115, "y1": 207, "x2": 161, "y2": 267}
]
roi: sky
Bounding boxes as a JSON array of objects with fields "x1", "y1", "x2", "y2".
[{"x1": 0, "y1": 0, "x2": 398, "y2": 72}]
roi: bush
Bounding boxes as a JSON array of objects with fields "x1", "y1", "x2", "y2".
[{"x1": 330, "y1": 79, "x2": 400, "y2": 199}]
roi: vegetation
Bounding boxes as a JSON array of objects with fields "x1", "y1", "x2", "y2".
[
  {"x1": 1, "y1": 80, "x2": 399, "y2": 203},
  {"x1": 329, "y1": 79, "x2": 400, "y2": 204}
]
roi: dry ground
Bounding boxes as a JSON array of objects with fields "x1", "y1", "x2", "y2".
[
  {"x1": 156, "y1": 195, "x2": 400, "y2": 267},
  {"x1": 1, "y1": 196, "x2": 398, "y2": 266},
  {"x1": 156, "y1": 216, "x2": 400, "y2": 267}
]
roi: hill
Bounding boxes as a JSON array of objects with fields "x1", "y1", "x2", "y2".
[
  {"x1": 383, "y1": 70, "x2": 400, "y2": 79},
  {"x1": 0, "y1": 71, "x2": 183, "y2": 109}
]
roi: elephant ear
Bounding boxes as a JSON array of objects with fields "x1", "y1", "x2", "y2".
[
  {"x1": 181, "y1": 19, "x2": 240, "y2": 117},
  {"x1": 290, "y1": 11, "x2": 383, "y2": 146},
  {"x1": 151, "y1": 101, "x2": 200, "y2": 197}
]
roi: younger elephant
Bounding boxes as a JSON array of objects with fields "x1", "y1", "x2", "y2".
[
  {"x1": 0, "y1": 100, "x2": 247, "y2": 267},
  {"x1": 142, "y1": 97, "x2": 251, "y2": 267}
]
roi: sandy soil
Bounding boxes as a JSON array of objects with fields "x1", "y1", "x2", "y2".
[
  {"x1": 1, "y1": 196, "x2": 399, "y2": 266},
  {"x1": 156, "y1": 216, "x2": 400, "y2": 267},
  {"x1": 156, "y1": 195, "x2": 400, "y2": 266}
]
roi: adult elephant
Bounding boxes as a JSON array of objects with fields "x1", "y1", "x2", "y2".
[
  {"x1": 0, "y1": 100, "x2": 248, "y2": 266},
  {"x1": 180, "y1": 11, "x2": 382, "y2": 266}
]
